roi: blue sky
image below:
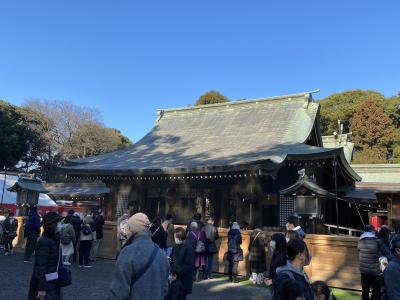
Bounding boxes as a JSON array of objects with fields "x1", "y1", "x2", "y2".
[{"x1": 1, "y1": 1, "x2": 399, "y2": 142}]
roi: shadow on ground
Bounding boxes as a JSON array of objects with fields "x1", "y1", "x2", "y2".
[{"x1": 0, "y1": 249, "x2": 271, "y2": 300}]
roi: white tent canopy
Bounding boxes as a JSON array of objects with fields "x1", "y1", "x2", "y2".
[{"x1": 0, "y1": 174, "x2": 57, "y2": 207}]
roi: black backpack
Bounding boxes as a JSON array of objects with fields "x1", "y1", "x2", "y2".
[{"x1": 228, "y1": 235, "x2": 238, "y2": 254}]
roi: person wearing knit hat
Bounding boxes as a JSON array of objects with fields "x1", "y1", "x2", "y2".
[
  {"x1": 28, "y1": 212, "x2": 64, "y2": 300},
  {"x1": 127, "y1": 213, "x2": 151, "y2": 236},
  {"x1": 109, "y1": 212, "x2": 169, "y2": 300}
]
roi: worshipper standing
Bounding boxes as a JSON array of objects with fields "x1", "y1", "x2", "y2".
[
  {"x1": 186, "y1": 221, "x2": 206, "y2": 281},
  {"x1": 286, "y1": 215, "x2": 306, "y2": 240},
  {"x1": 170, "y1": 227, "x2": 195, "y2": 300},
  {"x1": 91, "y1": 208, "x2": 105, "y2": 261},
  {"x1": 3, "y1": 210, "x2": 18, "y2": 256},
  {"x1": 384, "y1": 234, "x2": 400, "y2": 299},
  {"x1": 28, "y1": 212, "x2": 64, "y2": 300},
  {"x1": 248, "y1": 227, "x2": 267, "y2": 284},
  {"x1": 186, "y1": 212, "x2": 204, "y2": 232},
  {"x1": 109, "y1": 213, "x2": 169, "y2": 300},
  {"x1": 24, "y1": 205, "x2": 41, "y2": 263},
  {"x1": 378, "y1": 226, "x2": 391, "y2": 258},
  {"x1": 150, "y1": 216, "x2": 167, "y2": 250},
  {"x1": 203, "y1": 217, "x2": 219, "y2": 279},
  {"x1": 265, "y1": 233, "x2": 287, "y2": 287},
  {"x1": 358, "y1": 224, "x2": 383, "y2": 300},
  {"x1": 117, "y1": 212, "x2": 130, "y2": 248},
  {"x1": 69, "y1": 211, "x2": 82, "y2": 264},
  {"x1": 162, "y1": 213, "x2": 175, "y2": 257},
  {"x1": 227, "y1": 222, "x2": 243, "y2": 283},
  {"x1": 274, "y1": 239, "x2": 314, "y2": 300},
  {"x1": 285, "y1": 229, "x2": 300, "y2": 243},
  {"x1": 79, "y1": 215, "x2": 95, "y2": 268},
  {"x1": 60, "y1": 215, "x2": 76, "y2": 265}
]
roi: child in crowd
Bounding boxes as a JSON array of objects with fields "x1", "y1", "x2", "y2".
[
  {"x1": 311, "y1": 281, "x2": 337, "y2": 300},
  {"x1": 165, "y1": 271, "x2": 184, "y2": 300}
]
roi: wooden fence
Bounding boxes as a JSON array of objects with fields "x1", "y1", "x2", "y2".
[{"x1": 12, "y1": 219, "x2": 361, "y2": 290}]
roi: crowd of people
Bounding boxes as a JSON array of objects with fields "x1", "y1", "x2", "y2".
[
  {"x1": 0, "y1": 206, "x2": 105, "y2": 269},
  {"x1": 3, "y1": 206, "x2": 400, "y2": 299},
  {"x1": 110, "y1": 211, "x2": 338, "y2": 300}
]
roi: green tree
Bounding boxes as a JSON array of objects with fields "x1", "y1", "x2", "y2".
[
  {"x1": 319, "y1": 90, "x2": 386, "y2": 135},
  {"x1": 195, "y1": 91, "x2": 229, "y2": 106},
  {"x1": 66, "y1": 123, "x2": 132, "y2": 159},
  {"x1": 350, "y1": 98, "x2": 396, "y2": 163},
  {"x1": 0, "y1": 100, "x2": 46, "y2": 170}
]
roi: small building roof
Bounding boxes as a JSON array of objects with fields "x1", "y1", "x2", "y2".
[
  {"x1": 280, "y1": 175, "x2": 335, "y2": 197},
  {"x1": 44, "y1": 182, "x2": 110, "y2": 197},
  {"x1": 344, "y1": 182, "x2": 400, "y2": 201},
  {"x1": 62, "y1": 91, "x2": 359, "y2": 181},
  {"x1": 7, "y1": 177, "x2": 48, "y2": 193},
  {"x1": 0, "y1": 174, "x2": 56, "y2": 207}
]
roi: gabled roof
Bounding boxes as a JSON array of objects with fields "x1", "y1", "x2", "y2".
[
  {"x1": 45, "y1": 182, "x2": 110, "y2": 197},
  {"x1": 62, "y1": 91, "x2": 359, "y2": 180},
  {"x1": 0, "y1": 174, "x2": 56, "y2": 206},
  {"x1": 280, "y1": 175, "x2": 335, "y2": 197},
  {"x1": 7, "y1": 177, "x2": 48, "y2": 193}
]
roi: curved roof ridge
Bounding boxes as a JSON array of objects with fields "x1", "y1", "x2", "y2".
[{"x1": 158, "y1": 89, "x2": 320, "y2": 114}]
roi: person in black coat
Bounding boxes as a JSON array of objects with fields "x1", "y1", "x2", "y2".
[
  {"x1": 227, "y1": 222, "x2": 243, "y2": 283},
  {"x1": 69, "y1": 210, "x2": 82, "y2": 263},
  {"x1": 170, "y1": 227, "x2": 195, "y2": 300},
  {"x1": 28, "y1": 212, "x2": 64, "y2": 300},
  {"x1": 358, "y1": 224, "x2": 383, "y2": 300},
  {"x1": 165, "y1": 271, "x2": 184, "y2": 300},
  {"x1": 24, "y1": 205, "x2": 41, "y2": 262},
  {"x1": 150, "y1": 216, "x2": 167, "y2": 250},
  {"x1": 265, "y1": 233, "x2": 287, "y2": 286}
]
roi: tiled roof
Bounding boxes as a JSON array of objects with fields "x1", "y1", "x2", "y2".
[
  {"x1": 280, "y1": 176, "x2": 335, "y2": 197},
  {"x1": 63, "y1": 91, "x2": 359, "y2": 180},
  {"x1": 7, "y1": 177, "x2": 48, "y2": 193}
]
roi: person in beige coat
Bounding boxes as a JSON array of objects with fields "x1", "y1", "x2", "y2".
[
  {"x1": 79, "y1": 215, "x2": 95, "y2": 267},
  {"x1": 60, "y1": 215, "x2": 76, "y2": 265}
]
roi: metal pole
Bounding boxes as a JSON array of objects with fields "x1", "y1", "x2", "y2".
[
  {"x1": 1, "y1": 170, "x2": 6, "y2": 208},
  {"x1": 333, "y1": 157, "x2": 339, "y2": 234}
]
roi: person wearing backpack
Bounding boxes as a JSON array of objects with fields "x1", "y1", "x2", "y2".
[
  {"x1": 79, "y1": 216, "x2": 94, "y2": 268},
  {"x1": 227, "y1": 222, "x2": 243, "y2": 283},
  {"x1": 150, "y1": 216, "x2": 167, "y2": 250},
  {"x1": 60, "y1": 215, "x2": 76, "y2": 266},
  {"x1": 186, "y1": 221, "x2": 206, "y2": 281},
  {"x1": 109, "y1": 213, "x2": 169, "y2": 300},
  {"x1": 274, "y1": 239, "x2": 313, "y2": 300}
]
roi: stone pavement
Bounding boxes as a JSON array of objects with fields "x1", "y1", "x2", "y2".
[{"x1": 0, "y1": 249, "x2": 271, "y2": 300}]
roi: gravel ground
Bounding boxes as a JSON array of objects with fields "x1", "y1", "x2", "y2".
[{"x1": 0, "y1": 248, "x2": 271, "y2": 300}]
